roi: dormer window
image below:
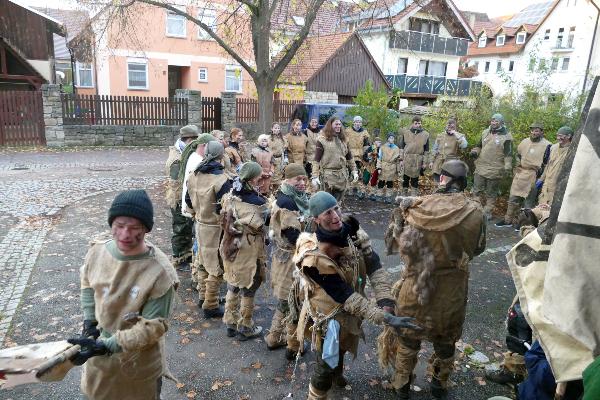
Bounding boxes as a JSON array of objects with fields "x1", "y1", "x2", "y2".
[
  {"x1": 478, "y1": 35, "x2": 487, "y2": 47},
  {"x1": 496, "y1": 35, "x2": 505, "y2": 46},
  {"x1": 516, "y1": 32, "x2": 526, "y2": 44}
]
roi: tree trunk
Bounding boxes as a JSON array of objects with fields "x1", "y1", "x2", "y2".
[{"x1": 256, "y1": 78, "x2": 276, "y2": 134}]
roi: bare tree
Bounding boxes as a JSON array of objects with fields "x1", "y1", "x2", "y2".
[{"x1": 81, "y1": 0, "x2": 348, "y2": 132}]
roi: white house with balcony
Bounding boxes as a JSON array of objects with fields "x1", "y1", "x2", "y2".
[
  {"x1": 342, "y1": 0, "x2": 477, "y2": 105},
  {"x1": 465, "y1": 0, "x2": 600, "y2": 98}
]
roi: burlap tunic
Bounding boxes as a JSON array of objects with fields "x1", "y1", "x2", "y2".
[
  {"x1": 220, "y1": 194, "x2": 267, "y2": 289},
  {"x1": 313, "y1": 135, "x2": 353, "y2": 192},
  {"x1": 270, "y1": 201, "x2": 304, "y2": 299},
  {"x1": 474, "y1": 128, "x2": 513, "y2": 180},
  {"x1": 187, "y1": 172, "x2": 229, "y2": 275},
  {"x1": 294, "y1": 233, "x2": 367, "y2": 356},
  {"x1": 80, "y1": 241, "x2": 178, "y2": 400},
  {"x1": 509, "y1": 137, "x2": 551, "y2": 198},
  {"x1": 431, "y1": 133, "x2": 463, "y2": 175},
  {"x1": 346, "y1": 127, "x2": 370, "y2": 162},
  {"x1": 286, "y1": 132, "x2": 308, "y2": 164},
  {"x1": 165, "y1": 147, "x2": 182, "y2": 209},
  {"x1": 378, "y1": 144, "x2": 401, "y2": 182},
  {"x1": 399, "y1": 128, "x2": 430, "y2": 178},
  {"x1": 269, "y1": 134, "x2": 287, "y2": 185},
  {"x1": 538, "y1": 143, "x2": 570, "y2": 204},
  {"x1": 305, "y1": 129, "x2": 320, "y2": 163},
  {"x1": 388, "y1": 193, "x2": 485, "y2": 342}
]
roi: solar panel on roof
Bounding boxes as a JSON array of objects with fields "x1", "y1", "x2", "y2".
[{"x1": 504, "y1": 1, "x2": 553, "y2": 27}]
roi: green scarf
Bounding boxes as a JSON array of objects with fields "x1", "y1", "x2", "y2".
[{"x1": 280, "y1": 183, "x2": 310, "y2": 217}]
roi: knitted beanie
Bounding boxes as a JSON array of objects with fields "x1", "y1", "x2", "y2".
[
  {"x1": 239, "y1": 161, "x2": 263, "y2": 182},
  {"x1": 309, "y1": 191, "x2": 338, "y2": 217},
  {"x1": 108, "y1": 189, "x2": 154, "y2": 231},
  {"x1": 179, "y1": 124, "x2": 199, "y2": 138},
  {"x1": 284, "y1": 163, "x2": 307, "y2": 179},
  {"x1": 197, "y1": 133, "x2": 217, "y2": 144},
  {"x1": 491, "y1": 113, "x2": 504, "y2": 123},
  {"x1": 557, "y1": 126, "x2": 574, "y2": 137}
]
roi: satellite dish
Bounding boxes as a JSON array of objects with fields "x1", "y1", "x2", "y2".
[{"x1": 55, "y1": 70, "x2": 65, "y2": 83}]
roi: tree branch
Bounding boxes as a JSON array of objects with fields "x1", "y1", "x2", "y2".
[{"x1": 133, "y1": 0, "x2": 257, "y2": 79}]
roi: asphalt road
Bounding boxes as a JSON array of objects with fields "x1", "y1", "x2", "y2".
[{"x1": 0, "y1": 148, "x2": 518, "y2": 400}]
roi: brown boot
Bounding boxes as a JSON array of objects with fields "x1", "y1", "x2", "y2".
[
  {"x1": 497, "y1": 201, "x2": 520, "y2": 227},
  {"x1": 202, "y1": 273, "x2": 223, "y2": 318},
  {"x1": 286, "y1": 322, "x2": 301, "y2": 355},
  {"x1": 307, "y1": 383, "x2": 328, "y2": 400},
  {"x1": 265, "y1": 309, "x2": 287, "y2": 350},
  {"x1": 223, "y1": 290, "x2": 240, "y2": 337},
  {"x1": 238, "y1": 296, "x2": 262, "y2": 341}
]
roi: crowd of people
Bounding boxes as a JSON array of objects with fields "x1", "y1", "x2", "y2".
[{"x1": 65, "y1": 111, "x2": 585, "y2": 400}]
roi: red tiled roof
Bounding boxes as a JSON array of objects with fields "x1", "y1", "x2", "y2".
[
  {"x1": 270, "y1": 0, "x2": 349, "y2": 36},
  {"x1": 278, "y1": 32, "x2": 353, "y2": 83}
]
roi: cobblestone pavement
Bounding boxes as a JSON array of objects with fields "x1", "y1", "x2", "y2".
[{"x1": 0, "y1": 148, "x2": 516, "y2": 400}]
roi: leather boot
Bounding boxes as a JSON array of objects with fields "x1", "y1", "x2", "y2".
[
  {"x1": 265, "y1": 309, "x2": 286, "y2": 350},
  {"x1": 307, "y1": 383, "x2": 328, "y2": 400},
  {"x1": 202, "y1": 273, "x2": 223, "y2": 318},
  {"x1": 223, "y1": 290, "x2": 240, "y2": 337},
  {"x1": 286, "y1": 321, "x2": 301, "y2": 356},
  {"x1": 237, "y1": 296, "x2": 262, "y2": 341}
]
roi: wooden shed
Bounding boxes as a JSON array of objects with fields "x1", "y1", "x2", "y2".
[{"x1": 279, "y1": 32, "x2": 391, "y2": 103}]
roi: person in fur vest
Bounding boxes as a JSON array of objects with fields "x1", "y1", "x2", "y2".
[
  {"x1": 264, "y1": 163, "x2": 310, "y2": 359},
  {"x1": 294, "y1": 191, "x2": 421, "y2": 400},
  {"x1": 220, "y1": 161, "x2": 270, "y2": 341},
  {"x1": 68, "y1": 190, "x2": 179, "y2": 400},
  {"x1": 250, "y1": 134, "x2": 275, "y2": 195},
  {"x1": 379, "y1": 160, "x2": 486, "y2": 399}
]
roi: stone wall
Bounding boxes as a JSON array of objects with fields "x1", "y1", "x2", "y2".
[
  {"x1": 41, "y1": 84, "x2": 201, "y2": 147},
  {"x1": 304, "y1": 91, "x2": 338, "y2": 104},
  {"x1": 221, "y1": 92, "x2": 237, "y2": 134}
]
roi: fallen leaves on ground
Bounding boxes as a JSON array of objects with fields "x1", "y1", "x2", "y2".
[
  {"x1": 211, "y1": 379, "x2": 234, "y2": 391},
  {"x1": 475, "y1": 376, "x2": 487, "y2": 385},
  {"x1": 251, "y1": 361, "x2": 262, "y2": 369}
]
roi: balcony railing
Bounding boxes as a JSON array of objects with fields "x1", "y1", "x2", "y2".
[
  {"x1": 389, "y1": 30, "x2": 470, "y2": 56},
  {"x1": 385, "y1": 74, "x2": 483, "y2": 96}
]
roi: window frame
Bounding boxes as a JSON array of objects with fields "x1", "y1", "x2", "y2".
[
  {"x1": 556, "y1": 27, "x2": 565, "y2": 48},
  {"x1": 508, "y1": 60, "x2": 515, "y2": 72},
  {"x1": 166, "y1": 7, "x2": 187, "y2": 38},
  {"x1": 550, "y1": 57, "x2": 559, "y2": 71},
  {"x1": 496, "y1": 35, "x2": 505, "y2": 46},
  {"x1": 418, "y1": 60, "x2": 447, "y2": 77},
  {"x1": 544, "y1": 29, "x2": 551, "y2": 40},
  {"x1": 478, "y1": 35, "x2": 487, "y2": 48},
  {"x1": 484, "y1": 61, "x2": 490, "y2": 73},
  {"x1": 197, "y1": 8, "x2": 217, "y2": 40},
  {"x1": 225, "y1": 65, "x2": 243, "y2": 93},
  {"x1": 496, "y1": 60, "x2": 503, "y2": 73},
  {"x1": 75, "y1": 61, "x2": 94, "y2": 88},
  {"x1": 516, "y1": 32, "x2": 526, "y2": 45},
  {"x1": 397, "y1": 57, "x2": 408, "y2": 74},
  {"x1": 127, "y1": 60, "x2": 149, "y2": 90},
  {"x1": 561, "y1": 57, "x2": 570, "y2": 71},
  {"x1": 198, "y1": 67, "x2": 208, "y2": 82}
]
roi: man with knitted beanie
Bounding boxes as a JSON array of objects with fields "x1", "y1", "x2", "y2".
[
  {"x1": 220, "y1": 162, "x2": 269, "y2": 340},
  {"x1": 165, "y1": 125, "x2": 198, "y2": 270},
  {"x1": 294, "y1": 191, "x2": 420, "y2": 400},
  {"x1": 186, "y1": 141, "x2": 232, "y2": 318},
  {"x1": 68, "y1": 189, "x2": 178, "y2": 400},
  {"x1": 265, "y1": 163, "x2": 310, "y2": 357}
]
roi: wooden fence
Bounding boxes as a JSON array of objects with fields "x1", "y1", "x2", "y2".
[
  {"x1": 0, "y1": 90, "x2": 45, "y2": 146},
  {"x1": 60, "y1": 94, "x2": 188, "y2": 126},
  {"x1": 236, "y1": 98, "x2": 303, "y2": 123},
  {"x1": 201, "y1": 96, "x2": 222, "y2": 132}
]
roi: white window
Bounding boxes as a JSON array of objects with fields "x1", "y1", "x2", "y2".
[
  {"x1": 397, "y1": 57, "x2": 408, "y2": 74},
  {"x1": 496, "y1": 60, "x2": 502, "y2": 73},
  {"x1": 509, "y1": 60, "x2": 515, "y2": 72},
  {"x1": 562, "y1": 57, "x2": 570, "y2": 71},
  {"x1": 478, "y1": 35, "x2": 487, "y2": 47},
  {"x1": 484, "y1": 61, "x2": 490, "y2": 73},
  {"x1": 567, "y1": 27, "x2": 575, "y2": 48},
  {"x1": 127, "y1": 61, "x2": 148, "y2": 90},
  {"x1": 292, "y1": 16, "x2": 305, "y2": 26},
  {"x1": 516, "y1": 32, "x2": 526, "y2": 44},
  {"x1": 544, "y1": 29, "x2": 551, "y2": 40},
  {"x1": 75, "y1": 62, "x2": 93, "y2": 87},
  {"x1": 496, "y1": 35, "x2": 505, "y2": 46},
  {"x1": 225, "y1": 66, "x2": 242, "y2": 92},
  {"x1": 418, "y1": 60, "x2": 447, "y2": 76},
  {"x1": 551, "y1": 57, "x2": 559, "y2": 71},
  {"x1": 198, "y1": 9, "x2": 217, "y2": 40},
  {"x1": 556, "y1": 27, "x2": 565, "y2": 48},
  {"x1": 198, "y1": 67, "x2": 208, "y2": 82},
  {"x1": 166, "y1": 7, "x2": 186, "y2": 38}
]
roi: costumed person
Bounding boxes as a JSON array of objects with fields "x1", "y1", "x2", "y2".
[
  {"x1": 68, "y1": 189, "x2": 178, "y2": 400},
  {"x1": 536, "y1": 126, "x2": 573, "y2": 205},
  {"x1": 398, "y1": 116, "x2": 430, "y2": 196},
  {"x1": 165, "y1": 124, "x2": 198, "y2": 269},
  {"x1": 250, "y1": 134, "x2": 275, "y2": 195},
  {"x1": 470, "y1": 113, "x2": 513, "y2": 221},
  {"x1": 210, "y1": 130, "x2": 232, "y2": 173},
  {"x1": 264, "y1": 163, "x2": 310, "y2": 359},
  {"x1": 364, "y1": 135, "x2": 383, "y2": 201},
  {"x1": 429, "y1": 118, "x2": 467, "y2": 183},
  {"x1": 376, "y1": 133, "x2": 401, "y2": 203},
  {"x1": 304, "y1": 117, "x2": 321, "y2": 178},
  {"x1": 294, "y1": 191, "x2": 421, "y2": 400},
  {"x1": 225, "y1": 128, "x2": 246, "y2": 173},
  {"x1": 220, "y1": 161, "x2": 269, "y2": 341},
  {"x1": 345, "y1": 115, "x2": 370, "y2": 198},
  {"x1": 311, "y1": 116, "x2": 359, "y2": 202},
  {"x1": 286, "y1": 118, "x2": 308, "y2": 166},
  {"x1": 379, "y1": 160, "x2": 486, "y2": 399},
  {"x1": 496, "y1": 122, "x2": 550, "y2": 228},
  {"x1": 269, "y1": 122, "x2": 288, "y2": 190},
  {"x1": 186, "y1": 141, "x2": 232, "y2": 318}
]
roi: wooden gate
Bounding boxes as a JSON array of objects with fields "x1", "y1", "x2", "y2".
[
  {"x1": 201, "y1": 96, "x2": 222, "y2": 132},
  {"x1": 0, "y1": 90, "x2": 45, "y2": 146}
]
